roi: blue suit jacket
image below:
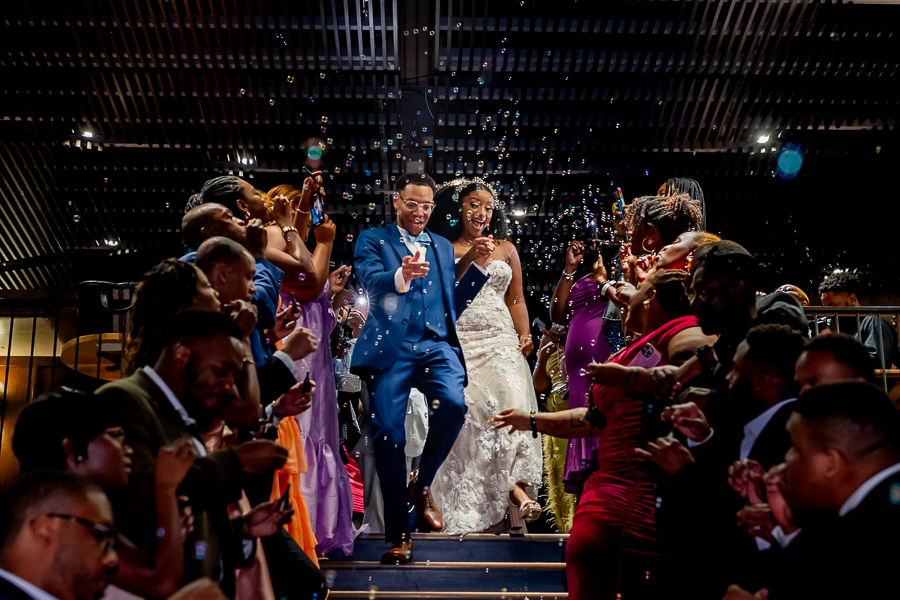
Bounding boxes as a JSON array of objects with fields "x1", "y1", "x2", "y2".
[{"x1": 350, "y1": 224, "x2": 488, "y2": 384}]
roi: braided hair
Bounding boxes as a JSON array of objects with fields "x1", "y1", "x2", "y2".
[
  {"x1": 662, "y1": 178, "x2": 707, "y2": 229},
  {"x1": 645, "y1": 269, "x2": 691, "y2": 318},
  {"x1": 625, "y1": 193, "x2": 704, "y2": 248},
  {"x1": 184, "y1": 175, "x2": 244, "y2": 215},
  {"x1": 123, "y1": 258, "x2": 204, "y2": 376}
]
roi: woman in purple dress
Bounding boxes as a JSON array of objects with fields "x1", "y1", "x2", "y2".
[{"x1": 550, "y1": 239, "x2": 616, "y2": 495}]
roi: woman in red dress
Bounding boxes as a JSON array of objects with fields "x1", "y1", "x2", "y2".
[{"x1": 493, "y1": 269, "x2": 716, "y2": 600}]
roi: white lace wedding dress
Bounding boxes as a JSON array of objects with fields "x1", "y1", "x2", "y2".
[{"x1": 432, "y1": 260, "x2": 543, "y2": 534}]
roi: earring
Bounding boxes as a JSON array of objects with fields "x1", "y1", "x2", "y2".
[
  {"x1": 684, "y1": 253, "x2": 693, "y2": 274},
  {"x1": 243, "y1": 210, "x2": 251, "y2": 221},
  {"x1": 642, "y1": 238, "x2": 654, "y2": 253},
  {"x1": 643, "y1": 299, "x2": 652, "y2": 311}
]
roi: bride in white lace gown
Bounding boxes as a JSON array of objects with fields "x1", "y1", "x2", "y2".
[{"x1": 430, "y1": 179, "x2": 543, "y2": 535}]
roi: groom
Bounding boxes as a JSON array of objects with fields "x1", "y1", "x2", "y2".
[{"x1": 352, "y1": 173, "x2": 493, "y2": 563}]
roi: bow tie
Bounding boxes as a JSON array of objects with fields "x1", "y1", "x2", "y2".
[{"x1": 403, "y1": 231, "x2": 431, "y2": 245}]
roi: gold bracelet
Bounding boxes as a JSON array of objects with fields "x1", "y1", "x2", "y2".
[{"x1": 282, "y1": 225, "x2": 299, "y2": 238}]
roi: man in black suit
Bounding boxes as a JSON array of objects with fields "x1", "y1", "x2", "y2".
[
  {"x1": 95, "y1": 311, "x2": 292, "y2": 597},
  {"x1": 724, "y1": 381, "x2": 900, "y2": 600},
  {"x1": 0, "y1": 471, "x2": 118, "y2": 600}
]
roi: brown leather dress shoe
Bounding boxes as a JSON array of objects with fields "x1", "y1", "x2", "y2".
[
  {"x1": 408, "y1": 481, "x2": 444, "y2": 532},
  {"x1": 380, "y1": 540, "x2": 414, "y2": 564}
]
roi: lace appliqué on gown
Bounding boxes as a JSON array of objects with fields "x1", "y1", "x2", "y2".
[{"x1": 432, "y1": 260, "x2": 543, "y2": 535}]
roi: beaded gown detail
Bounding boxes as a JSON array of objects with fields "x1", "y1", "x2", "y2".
[{"x1": 432, "y1": 260, "x2": 543, "y2": 534}]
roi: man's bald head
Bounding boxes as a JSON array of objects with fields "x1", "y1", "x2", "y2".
[{"x1": 182, "y1": 203, "x2": 246, "y2": 250}]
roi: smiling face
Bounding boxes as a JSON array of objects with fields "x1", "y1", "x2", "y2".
[
  {"x1": 460, "y1": 189, "x2": 495, "y2": 240},
  {"x1": 393, "y1": 184, "x2": 435, "y2": 236},
  {"x1": 181, "y1": 334, "x2": 245, "y2": 429},
  {"x1": 234, "y1": 179, "x2": 270, "y2": 221}
]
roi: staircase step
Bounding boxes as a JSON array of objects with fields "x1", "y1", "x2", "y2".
[
  {"x1": 328, "y1": 593, "x2": 567, "y2": 599},
  {"x1": 340, "y1": 533, "x2": 568, "y2": 564},
  {"x1": 323, "y1": 560, "x2": 566, "y2": 593}
]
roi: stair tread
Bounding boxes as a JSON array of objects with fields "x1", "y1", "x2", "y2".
[
  {"x1": 356, "y1": 533, "x2": 569, "y2": 542},
  {"x1": 328, "y1": 593, "x2": 567, "y2": 599},
  {"x1": 327, "y1": 561, "x2": 564, "y2": 570}
]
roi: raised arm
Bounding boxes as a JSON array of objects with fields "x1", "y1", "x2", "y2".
[
  {"x1": 532, "y1": 335, "x2": 555, "y2": 392},
  {"x1": 491, "y1": 407, "x2": 598, "y2": 439},
  {"x1": 503, "y1": 242, "x2": 533, "y2": 356},
  {"x1": 550, "y1": 240, "x2": 584, "y2": 324}
]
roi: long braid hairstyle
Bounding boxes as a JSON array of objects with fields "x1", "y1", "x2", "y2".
[
  {"x1": 624, "y1": 193, "x2": 704, "y2": 248},
  {"x1": 122, "y1": 258, "x2": 204, "y2": 376},
  {"x1": 661, "y1": 177, "x2": 707, "y2": 230}
]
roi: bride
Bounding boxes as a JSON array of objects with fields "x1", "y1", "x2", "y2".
[{"x1": 429, "y1": 177, "x2": 543, "y2": 534}]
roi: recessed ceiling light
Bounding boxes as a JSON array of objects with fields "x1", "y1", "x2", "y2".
[
  {"x1": 82, "y1": 131, "x2": 94, "y2": 138},
  {"x1": 756, "y1": 134, "x2": 769, "y2": 144}
]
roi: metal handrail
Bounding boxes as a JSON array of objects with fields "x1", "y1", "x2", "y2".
[{"x1": 803, "y1": 306, "x2": 900, "y2": 392}]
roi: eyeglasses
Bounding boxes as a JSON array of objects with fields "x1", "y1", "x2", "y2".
[
  {"x1": 400, "y1": 198, "x2": 436, "y2": 213},
  {"x1": 46, "y1": 513, "x2": 118, "y2": 554}
]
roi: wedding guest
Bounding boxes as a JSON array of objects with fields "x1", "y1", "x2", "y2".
[
  {"x1": 532, "y1": 329, "x2": 574, "y2": 533},
  {"x1": 0, "y1": 471, "x2": 118, "y2": 600},
  {"x1": 495, "y1": 269, "x2": 716, "y2": 600},
  {"x1": 12, "y1": 391, "x2": 194, "y2": 599},
  {"x1": 794, "y1": 333, "x2": 876, "y2": 393},
  {"x1": 727, "y1": 382, "x2": 900, "y2": 600},
  {"x1": 818, "y1": 272, "x2": 899, "y2": 368},
  {"x1": 95, "y1": 312, "x2": 292, "y2": 597},
  {"x1": 550, "y1": 237, "x2": 615, "y2": 495}
]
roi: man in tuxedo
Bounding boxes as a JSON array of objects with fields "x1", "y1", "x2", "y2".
[
  {"x1": 95, "y1": 311, "x2": 292, "y2": 597},
  {"x1": 0, "y1": 471, "x2": 118, "y2": 600},
  {"x1": 351, "y1": 173, "x2": 493, "y2": 564},
  {"x1": 724, "y1": 381, "x2": 900, "y2": 600},
  {"x1": 793, "y1": 332, "x2": 876, "y2": 393}
]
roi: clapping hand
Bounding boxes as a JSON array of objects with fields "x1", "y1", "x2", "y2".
[
  {"x1": 661, "y1": 402, "x2": 711, "y2": 442},
  {"x1": 728, "y1": 459, "x2": 766, "y2": 503},
  {"x1": 225, "y1": 299, "x2": 259, "y2": 340},
  {"x1": 466, "y1": 235, "x2": 495, "y2": 266},
  {"x1": 635, "y1": 436, "x2": 695, "y2": 476},
  {"x1": 762, "y1": 463, "x2": 796, "y2": 531},
  {"x1": 736, "y1": 504, "x2": 776, "y2": 542},
  {"x1": 245, "y1": 218, "x2": 268, "y2": 259}
]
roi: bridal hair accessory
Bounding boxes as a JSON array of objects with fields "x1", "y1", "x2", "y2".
[{"x1": 436, "y1": 177, "x2": 503, "y2": 210}]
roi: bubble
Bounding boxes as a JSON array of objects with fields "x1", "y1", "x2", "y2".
[
  {"x1": 324, "y1": 571, "x2": 337, "y2": 588},
  {"x1": 298, "y1": 273, "x2": 306, "y2": 281},
  {"x1": 278, "y1": 144, "x2": 285, "y2": 151},
  {"x1": 269, "y1": 98, "x2": 275, "y2": 105},
  {"x1": 431, "y1": 399, "x2": 440, "y2": 409},
  {"x1": 286, "y1": 75, "x2": 295, "y2": 83},
  {"x1": 194, "y1": 541, "x2": 207, "y2": 559},
  {"x1": 403, "y1": 30, "x2": 409, "y2": 36},
  {"x1": 369, "y1": 203, "x2": 376, "y2": 211},
  {"x1": 239, "y1": 88, "x2": 246, "y2": 95},
  {"x1": 72, "y1": 214, "x2": 81, "y2": 222}
]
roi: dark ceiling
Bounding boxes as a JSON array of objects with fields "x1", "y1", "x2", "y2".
[{"x1": 0, "y1": 0, "x2": 898, "y2": 305}]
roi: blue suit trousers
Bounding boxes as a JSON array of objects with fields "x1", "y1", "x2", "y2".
[{"x1": 364, "y1": 337, "x2": 467, "y2": 543}]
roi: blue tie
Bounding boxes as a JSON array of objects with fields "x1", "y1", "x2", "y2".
[{"x1": 404, "y1": 231, "x2": 432, "y2": 245}]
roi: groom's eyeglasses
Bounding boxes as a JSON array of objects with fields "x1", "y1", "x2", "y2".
[{"x1": 400, "y1": 198, "x2": 436, "y2": 213}]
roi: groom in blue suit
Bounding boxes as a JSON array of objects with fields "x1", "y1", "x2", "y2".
[{"x1": 352, "y1": 173, "x2": 493, "y2": 563}]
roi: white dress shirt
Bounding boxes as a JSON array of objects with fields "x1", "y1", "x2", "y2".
[
  {"x1": 0, "y1": 568, "x2": 59, "y2": 600},
  {"x1": 740, "y1": 398, "x2": 796, "y2": 461},
  {"x1": 143, "y1": 366, "x2": 208, "y2": 457},
  {"x1": 393, "y1": 226, "x2": 487, "y2": 293},
  {"x1": 839, "y1": 461, "x2": 900, "y2": 516}
]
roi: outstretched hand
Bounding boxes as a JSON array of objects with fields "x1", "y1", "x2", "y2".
[
  {"x1": 661, "y1": 402, "x2": 711, "y2": 442},
  {"x1": 401, "y1": 252, "x2": 430, "y2": 283},
  {"x1": 490, "y1": 408, "x2": 530, "y2": 434}
]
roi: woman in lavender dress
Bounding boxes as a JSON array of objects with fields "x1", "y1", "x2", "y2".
[{"x1": 550, "y1": 238, "x2": 615, "y2": 495}]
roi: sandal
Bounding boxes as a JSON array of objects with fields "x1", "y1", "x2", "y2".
[{"x1": 509, "y1": 500, "x2": 542, "y2": 532}]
